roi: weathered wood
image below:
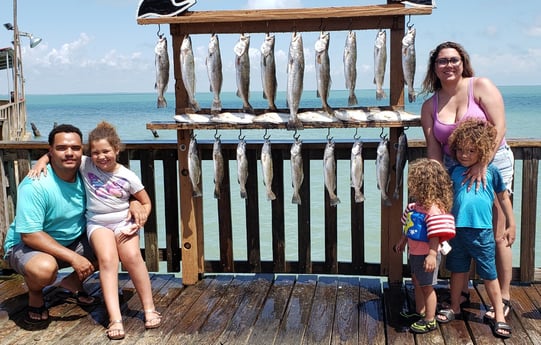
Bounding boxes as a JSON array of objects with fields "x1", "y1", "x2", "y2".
[
  {"x1": 298, "y1": 148, "x2": 312, "y2": 273},
  {"x1": 218, "y1": 149, "x2": 234, "y2": 272},
  {"x1": 140, "y1": 150, "x2": 159, "y2": 272},
  {"x1": 245, "y1": 147, "x2": 261, "y2": 272},
  {"x1": 520, "y1": 148, "x2": 538, "y2": 282},
  {"x1": 272, "y1": 149, "x2": 286, "y2": 272},
  {"x1": 138, "y1": 4, "x2": 432, "y2": 33},
  {"x1": 303, "y1": 276, "x2": 338, "y2": 344},
  {"x1": 162, "y1": 152, "x2": 181, "y2": 272}
]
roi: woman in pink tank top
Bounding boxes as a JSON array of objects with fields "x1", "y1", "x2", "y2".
[{"x1": 419, "y1": 42, "x2": 514, "y2": 331}]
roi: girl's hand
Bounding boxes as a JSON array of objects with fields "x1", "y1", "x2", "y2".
[
  {"x1": 423, "y1": 254, "x2": 437, "y2": 272},
  {"x1": 28, "y1": 162, "x2": 48, "y2": 179},
  {"x1": 462, "y1": 161, "x2": 487, "y2": 192}
]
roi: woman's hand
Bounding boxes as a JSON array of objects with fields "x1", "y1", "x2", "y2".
[{"x1": 463, "y1": 161, "x2": 487, "y2": 192}]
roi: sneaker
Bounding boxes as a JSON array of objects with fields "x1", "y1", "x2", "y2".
[{"x1": 410, "y1": 319, "x2": 437, "y2": 334}]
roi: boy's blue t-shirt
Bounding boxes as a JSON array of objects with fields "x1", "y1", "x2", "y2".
[
  {"x1": 450, "y1": 163, "x2": 506, "y2": 229},
  {"x1": 3, "y1": 165, "x2": 86, "y2": 254}
]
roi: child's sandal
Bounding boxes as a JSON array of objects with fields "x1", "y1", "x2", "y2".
[
  {"x1": 144, "y1": 309, "x2": 162, "y2": 329},
  {"x1": 106, "y1": 320, "x2": 125, "y2": 340}
]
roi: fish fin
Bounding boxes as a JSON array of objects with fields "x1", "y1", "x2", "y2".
[
  {"x1": 316, "y1": 89, "x2": 321, "y2": 98},
  {"x1": 268, "y1": 191, "x2": 277, "y2": 201},
  {"x1": 157, "y1": 97, "x2": 167, "y2": 108},
  {"x1": 240, "y1": 190, "x2": 247, "y2": 199},
  {"x1": 291, "y1": 193, "x2": 301, "y2": 205}
]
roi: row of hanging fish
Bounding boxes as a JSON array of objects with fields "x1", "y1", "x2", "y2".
[
  {"x1": 187, "y1": 132, "x2": 408, "y2": 206},
  {"x1": 154, "y1": 27, "x2": 418, "y2": 123}
]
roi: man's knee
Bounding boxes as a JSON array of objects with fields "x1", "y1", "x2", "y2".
[{"x1": 24, "y1": 255, "x2": 58, "y2": 286}]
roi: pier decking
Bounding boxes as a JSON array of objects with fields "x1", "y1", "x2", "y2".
[{"x1": 1, "y1": 272, "x2": 541, "y2": 344}]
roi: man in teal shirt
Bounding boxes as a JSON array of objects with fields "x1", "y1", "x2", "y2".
[{"x1": 4, "y1": 124, "x2": 147, "y2": 325}]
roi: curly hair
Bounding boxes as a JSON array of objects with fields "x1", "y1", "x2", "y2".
[
  {"x1": 407, "y1": 158, "x2": 453, "y2": 213},
  {"x1": 87, "y1": 121, "x2": 123, "y2": 153},
  {"x1": 448, "y1": 119, "x2": 496, "y2": 165},
  {"x1": 420, "y1": 41, "x2": 475, "y2": 95}
]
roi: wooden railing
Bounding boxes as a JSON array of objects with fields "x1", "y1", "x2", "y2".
[{"x1": 0, "y1": 139, "x2": 539, "y2": 282}]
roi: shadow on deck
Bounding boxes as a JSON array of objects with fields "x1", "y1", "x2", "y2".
[{"x1": 2, "y1": 273, "x2": 541, "y2": 344}]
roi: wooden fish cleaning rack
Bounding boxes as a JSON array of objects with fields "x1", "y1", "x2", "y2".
[{"x1": 138, "y1": 2, "x2": 432, "y2": 284}]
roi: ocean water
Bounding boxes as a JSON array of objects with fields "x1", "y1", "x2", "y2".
[{"x1": 25, "y1": 86, "x2": 541, "y2": 267}]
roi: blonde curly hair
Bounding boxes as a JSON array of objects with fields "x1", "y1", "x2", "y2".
[
  {"x1": 448, "y1": 119, "x2": 496, "y2": 166},
  {"x1": 407, "y1": 158, "x2": 453, "y2": 212}
]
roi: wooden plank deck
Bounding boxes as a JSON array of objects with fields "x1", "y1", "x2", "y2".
[{"x1": 1, "y1": 273, "x2": 540, "y2": 344}]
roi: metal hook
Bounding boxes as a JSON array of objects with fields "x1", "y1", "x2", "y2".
[
  {"x1": 214, "y1": 128, "x2": 221, "y2": 140},
  {"x1": 293, "y1": 129, "x2": 300, "y2": 141},
  {"x1": 238, "y1": 129, "x2": 245, "y2": 140},
  {"x1": 263, "y1": 128, "x2": 271, "y2": 140},
  {"x1": 326, "y1": 128, "x2": 333, "y2": 141},
  {"x1": 406, "y1": 15, "x2": 413, "y2": 29},
  {"x1": 319, "y1": 19, "x2": 325, "y2": 32},
  {"x1": 379, "y1": 128, "x2": 386, "y2": 139},
  {"x1": 353, "y1": 128, "x2": 360, "y2": 140},
  {"x1": 156, "y1": 24, "x2": 162, "y2": 38}
]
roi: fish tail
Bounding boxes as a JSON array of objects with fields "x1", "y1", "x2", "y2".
[
  {"x1": 355, "y1": 191, "x2": 365, "y2": 203},
  {"x1": 214, "y1": 187, "x2": 220, "y2": 199},
  {"x1": 330, "y1": 196, "x2": 341, "y2": 207},
  {"x1": 211, "y1": 99, "x2": 222, "y2": 113},
  {"x1": 240, "y1": 189, "x2": 247, "y2": 199},
  {"x1": 192, "y1": 188, "x2": 202, "y2": 198},
  {"x1": 348, "y1": 93, "x2": 358, "y2": 106},
  {"x1": 291, "y1": 192, "x2": 301, "y2": 205},
  {"x1": 267, "y1": 190, "x2": 277, "y2": 201},
  {"x1": 383, "y1": 197, "x2": 392, "y2": 207},
  {"x1": 191, "y1": 100, "x2": 201, "y2": 112},
  {"x1": 157, "y1": 97, "x2": 167, "y2": 108},
  {"x1": 376, "y1": 89, "x2": 386, "y2": 100}
]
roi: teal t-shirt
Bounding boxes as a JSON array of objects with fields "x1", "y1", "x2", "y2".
[{"x1": 3, "y1": 165, "x2": 86, "y2": 255}]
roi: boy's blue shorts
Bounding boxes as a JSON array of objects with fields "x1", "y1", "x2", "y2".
[{"x1": 445, "y1": 227, "x2": 497, "y2": 280}]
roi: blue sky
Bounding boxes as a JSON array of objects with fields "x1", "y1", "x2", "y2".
[{"x1": 1, "y1": 0, "x2": 541, "y2": 95}]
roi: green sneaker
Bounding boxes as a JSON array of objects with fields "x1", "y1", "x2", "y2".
[{"x1": 410, "y1": 319, "x2": 437, "y2": 334}]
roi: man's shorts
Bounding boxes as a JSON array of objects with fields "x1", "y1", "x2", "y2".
[
  {"x1": 4, "y1": 234, "x2": 95, "y2": 276},
  {"x1": 445, "y1": 227, "x2": 497, "y2": 280}
]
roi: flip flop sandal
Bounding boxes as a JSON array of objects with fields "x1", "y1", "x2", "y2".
[
  {"x1": 485, "y1": 298, "x2": 512, "y2": 320},
  {"x1": 52, "y1": 287, "x2": 101, "y2": 306},
  {"x1": 492, "y1": 321, "x2": 512, "y2": 339},
  {"x1": 24, "y1": 305, "x2": 49, "y2": 325},
  {"x1": 106, "y1": 319, "x2": 125, "y2": 340},
  {"x1": 436, "y1": 308, "x2": 460, "y2": 323},
  {"x1": 439, "y1": 291, "x2": 471, "y2": 309},
  {"x1": 144, "y1": 310, "x2": 162, "y2": 329},
  {"x1": 410, "y1": 319, "x2": 437, "y2": 334}
]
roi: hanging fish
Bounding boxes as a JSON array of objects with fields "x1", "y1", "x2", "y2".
[
  {"x1": 286, "y1": 32, "x2": 304, "y2": 130},
  {"x1": 154, "y1": 35, "x2": 169, "y2": 108},
  {"x1": 213, "y1": 135, "x2": 224, "y2": 199},
  {"x1": 373, "y1": 29, "x2": 387, "y2": 100},
  {"x1": 290, "y1": 139, "x2": 303, "y2": 205},
  {"x1": 261, "y1": 33, "x2": 278, "y2": 112},
  {"x1": 188, "y1": 136, "x2": 202, "y2": 197},
  {"x1": 351, "y1": 139, "x2": 364, "y2": 203},
  {"x1": 343, "y1": 30, "x2": 358, "y2": 106},
  {"x1": 376, "y1": 137, "x2": 392, "y2": 206},
  {"x1": 402, "y1": 26, "x2": 416, "y2": 103},
  {"x1": 261, "y1": 139, "x2": 276, "y2": 201},
  {"x1": 234, "y1": 34, "x2": 254, "y2": 113},
  {"x1": 324, "y1": 140, "x2": 340, "y2": 206},
  {"x1": 315, "y1": 31, "x2": 333, "y2": 114},
  {"x1": 180, "y1": 35, "x2": 200, "y2": 112},
  {"x1": 206, "y1": 33, "x2": 223, "y2": 114},
  {"x1": 237, "y1": 138, "x2": 248, "y2": 199},
  {"x1": 393, "y1": 132, "x2": 408, "y2": 199}
]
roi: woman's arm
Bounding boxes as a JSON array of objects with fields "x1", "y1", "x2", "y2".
[
  {"x1": 420, "y1": 97, "x2": 443, "y2": 162},
  {"x1": 464, "y1": 77, "x2": 507, "y2": 191}
]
